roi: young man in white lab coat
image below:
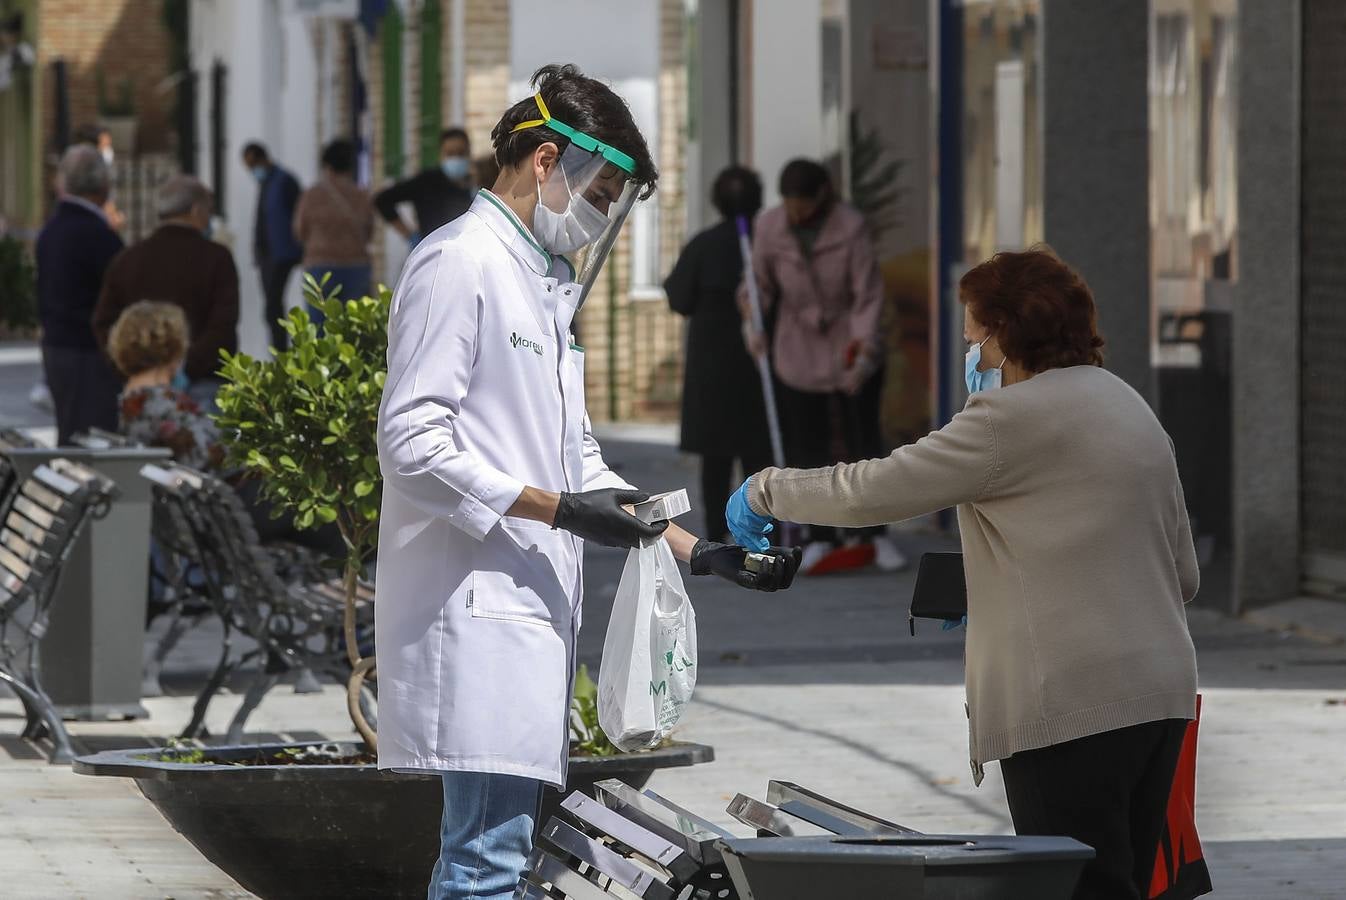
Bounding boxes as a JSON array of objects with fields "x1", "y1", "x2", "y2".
[{"x1": 375, "y1": 64, "x2": 799, "y2": 900}]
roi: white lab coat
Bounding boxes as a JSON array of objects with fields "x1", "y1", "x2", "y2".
[{"x1": 374, "y1": 191, "x2": 631, "y2": 787}]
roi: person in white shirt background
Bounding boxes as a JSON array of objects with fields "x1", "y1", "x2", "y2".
[{"x1": 374, "y1": 64, "x2": 801, "y2": 900}]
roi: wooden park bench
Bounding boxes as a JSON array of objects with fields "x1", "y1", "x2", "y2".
[
  {"x1": 139, "y1": 462, "x2": 374, "y2": 743},
  {"x1": 0, "y1": 459, "x2": 118, "y2": 763}
]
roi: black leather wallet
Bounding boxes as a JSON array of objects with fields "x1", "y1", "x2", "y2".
[{"x1": 908, "y1": 552, "x2": 967, "y2": 635}]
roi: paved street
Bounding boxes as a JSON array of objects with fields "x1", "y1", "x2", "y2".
[{"x1": 1, "y1": 357, "x2": 1345, "y2": 897}]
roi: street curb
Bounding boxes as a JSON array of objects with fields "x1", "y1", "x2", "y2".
[{"x1": 1241, "y1": 597, "x2": 1346, "y2": 647}]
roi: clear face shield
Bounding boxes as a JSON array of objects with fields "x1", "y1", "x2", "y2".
[{"x1": 512, "y1": 93, "x2": 645, "y2": 308}]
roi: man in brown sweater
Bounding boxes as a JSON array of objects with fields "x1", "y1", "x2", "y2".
[{"x1": 94, "y1": 175, "x2": 239, "y2": 406}]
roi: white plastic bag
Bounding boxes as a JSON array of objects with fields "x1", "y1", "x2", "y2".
[{"x1": 597, "y1": 538, "x2": 697, "y2": 751}]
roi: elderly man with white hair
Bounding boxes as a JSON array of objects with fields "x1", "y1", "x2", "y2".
[
  {"x1": 36, "y1": 144, "x2": 125, "y2": 444},
  {"x1": 94, "y1": 174, "x2": 239, "y2": 409}
]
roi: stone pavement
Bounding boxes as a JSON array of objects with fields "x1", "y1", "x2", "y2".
[{"x1": 0, "y1": 408, "x2": 1345, "y2": 896}]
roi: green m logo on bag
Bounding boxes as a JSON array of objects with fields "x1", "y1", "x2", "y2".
[
  {"x1": 650, "y1": 639, "x2": 694, "y2": 696},
  {"x1": 510, "y1": 331, "x2": 544, "y2": 355}
]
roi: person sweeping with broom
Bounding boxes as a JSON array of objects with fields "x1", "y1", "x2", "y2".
[{"x1": 738, "y1": 158, "x2": 906, "y2": 574}]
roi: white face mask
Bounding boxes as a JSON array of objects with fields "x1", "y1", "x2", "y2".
[{"x1": 533, "y1": 168, "x2": 609, "y2": 255}]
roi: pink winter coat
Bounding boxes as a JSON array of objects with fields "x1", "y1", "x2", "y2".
[{"x1": 741, "y1": 202, "x2": 885, "y2": 393}]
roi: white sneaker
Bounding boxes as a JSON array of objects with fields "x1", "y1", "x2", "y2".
[
  {"x1": 799, "y1": 541, "x2": 832, "y2": 575},
  {"x1": 28, "y1": 381, "x2": 53, "y2": 412},
  {"x1": 872, "y1": 535, "x2": 908, "y2": 572}
]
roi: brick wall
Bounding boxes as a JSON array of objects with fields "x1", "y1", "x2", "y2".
[
  {"x1": 461, "y1": 0, "x2": 510, "y2": 152},
  {"x1": 580, "y1": 0, "x2": 688, "y2": 422},
  {"x1": 366, "y1": 19, "x2": 387, "y2": 287},
  {"x1": 415, "y1": 0, "x2": 691, "y2": 423},
  {"x1": 36, "y1": 0, "x2": 175, "y2": 154}
]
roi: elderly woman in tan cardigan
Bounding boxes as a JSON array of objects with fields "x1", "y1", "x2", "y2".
[{"x1": 727, "y1": 247, "x2": 1200, "y2": 900}]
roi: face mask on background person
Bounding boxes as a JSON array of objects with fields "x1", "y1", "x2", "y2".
[
  {"x1": 101, "y1": 147, "x2": 114, "y2": 166},
  {"x1": 251, "y1": 166, "x2": 269, "y2": 183},
  {"x1": 440, "y1": 156, "x2": 470, "y2": 181},
  {"x1": 533, "y1": 167, "x2": 608, "y2": 255},
  {"x1": 965, "y1": 337, "x2": 1005, "y2": 394}
]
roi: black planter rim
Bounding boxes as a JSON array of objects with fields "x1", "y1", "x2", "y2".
[{"x1": 73, "y1": 739, "x2": 714, "y2": 783}]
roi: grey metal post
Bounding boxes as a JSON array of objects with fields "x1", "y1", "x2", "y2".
[
  {"x1": 1232, "y1": 0, "x2": 1302, "y2": 612},
  {"x1": 1040, "y1": 0, "x2": 1152, "y2": 400}
]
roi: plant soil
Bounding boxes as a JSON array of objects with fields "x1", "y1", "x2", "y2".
[{"x1": 147, "y1": 741, "x2": 630, "y2": 766}]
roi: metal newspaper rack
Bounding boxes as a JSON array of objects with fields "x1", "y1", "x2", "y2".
[{"x1": 518, "y1": 778, "x2": 1092, "y2": 900}]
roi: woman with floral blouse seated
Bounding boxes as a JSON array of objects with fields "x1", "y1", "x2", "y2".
[
  {"x1": 107, "y1": 300, "x2": 341, "y2": 557},
  {"x1": 107, "y1": 300, "x2": 225, "y2": 470}
]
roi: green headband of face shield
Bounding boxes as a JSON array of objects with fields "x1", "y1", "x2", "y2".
[{"x1": 509, "y1": 92, "x2": 637, "y2": 176}]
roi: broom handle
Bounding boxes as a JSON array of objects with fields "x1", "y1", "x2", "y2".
[{"x1": 736, "y1": 216, "x2": 786, "y2": 470}]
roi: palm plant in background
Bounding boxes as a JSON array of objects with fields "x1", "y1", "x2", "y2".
[{"x1": 848, "y1": 110, "x2": 904, "y2": 242}]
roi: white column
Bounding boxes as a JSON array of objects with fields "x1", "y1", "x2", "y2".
[{"x1": 750, "y1": 0, "x2": 823, "y2": 206}]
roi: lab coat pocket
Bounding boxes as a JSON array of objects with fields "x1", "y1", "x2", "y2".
[{"x1": 469, "y1": 519, "x2": 573, "y2": 626}]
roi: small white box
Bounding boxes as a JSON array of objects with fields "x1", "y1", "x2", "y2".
[{"x1": 633, "y1": 489, "x2": 691, "y2": 524}]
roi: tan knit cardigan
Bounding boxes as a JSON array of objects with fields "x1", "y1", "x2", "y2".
[{"x1": 749, "y1": 365, "x2": 1199, "y2": 783}]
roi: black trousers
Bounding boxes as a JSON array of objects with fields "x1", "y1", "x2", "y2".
[
  {"x1": 1001, "y1": 718, "x2": 1189, "y2": 900},
  {"x1": 43, "y1": 343, "x2": 122, "y2": 446},
  {"x1": 259, "y1": 259, "x2": 296, "y2": 351},
  {"x1": 700, "y1": 450, "x2": 773, "y2": 542},
  {"x1": 775, "y1": 369, "x2": 885, "y2": 543}
]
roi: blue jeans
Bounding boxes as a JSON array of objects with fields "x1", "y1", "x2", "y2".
[
  {"x1": 428, "y1": 771, "x2": 542, "y2": 900},
  {"x1": 305, "y1": 264, "x2": 373, "y2": 328}
]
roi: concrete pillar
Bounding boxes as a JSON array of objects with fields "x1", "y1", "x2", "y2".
[
  {"x1": 749, "y1": 0, "x2": 822, "y2": 206},
  {"x1": 688, "y1": 0, "x2": 735, "y2": 235},
  {"x1": 1231, "y1": 1, "x2": 1301, "y2": 611},
  {"x1": 1040, "y1": 0, "x2": 1151, "y2": 398}
]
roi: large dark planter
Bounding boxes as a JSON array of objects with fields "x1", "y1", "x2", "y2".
[{"x1": 74, "y1": 740, "x2": 713, "y2": 900}]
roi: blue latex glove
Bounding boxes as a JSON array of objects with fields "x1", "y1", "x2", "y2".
[
  {"x1": 941, "y1": 615, "x2": 968, "y2": 631},
  {"x1": 726, "y1": 478, "x2": 773, "y2": 551}
]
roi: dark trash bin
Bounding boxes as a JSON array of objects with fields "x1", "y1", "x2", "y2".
[{"x1": 1156, "y1": 309, "x2": 1232, "y2": 554}]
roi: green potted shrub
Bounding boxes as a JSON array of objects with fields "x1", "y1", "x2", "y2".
[
  {"x1": 74, "y1": 277, "x2": 711, "y2": 900},
  {"x1": 213, "y1": 274, "x2": 384, "y2": 746},
  {"x1": 0, "y1": 236, "x2": 38, "y2": 338}
]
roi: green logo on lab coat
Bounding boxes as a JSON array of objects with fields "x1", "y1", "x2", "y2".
[{"x1": 510, "y1": 331, "x2": 544, "y2": 355}]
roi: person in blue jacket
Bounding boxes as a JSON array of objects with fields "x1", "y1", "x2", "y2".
[{"x1": 241, "y1": 142, "x2": 303, "y2": 350}]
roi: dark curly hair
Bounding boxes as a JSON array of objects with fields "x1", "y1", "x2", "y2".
[
  {"x1": 711, "y1": 165, "x2": 763, "y2": 219},
  {"x1": 320, "y1": 138, "x2": 357, "y2": 175},
  {"x1": 107, "y1": 301, "x2": 188, "y2": 377},
  {"x1": 491, "y1": 64, "x2": 658, "y2": 200},
  {"x1": 959, "y1": 246, "x2": 1105, "y2": 373}
]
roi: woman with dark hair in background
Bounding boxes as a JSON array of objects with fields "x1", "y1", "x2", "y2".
[
  {"x1": 664, "y1": 166, "x2": 772, "y2": 540},
  {"x1": 740, "y1": 158, "x2": 905, "y2": 573},
  {"x1": 293, "y1": 138, "x2": 374, "y2": 318}
]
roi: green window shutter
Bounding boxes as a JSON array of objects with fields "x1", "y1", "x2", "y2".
[
  {"x1": 419, "y1": 0, "x2": 443, "y2": 170},
  {"x1": 381, "y1": 5, "x2": 404, "y2": 178}
]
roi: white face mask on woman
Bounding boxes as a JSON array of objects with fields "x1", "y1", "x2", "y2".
[{"x1": 533, "y1": 167, "x2": 608, "y2": 255}]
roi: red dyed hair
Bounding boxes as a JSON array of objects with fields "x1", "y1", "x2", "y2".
[{"x1": 959, "y1": 245, "x2": 1106, "y2": 373}]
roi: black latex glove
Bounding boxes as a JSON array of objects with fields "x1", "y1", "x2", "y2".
[
  {"x1": 551, "y1": 488, "x2": 668, "y2": 549},
  {"x1": 690, "y1": 540, "x2": 802, "y2": 592}
]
